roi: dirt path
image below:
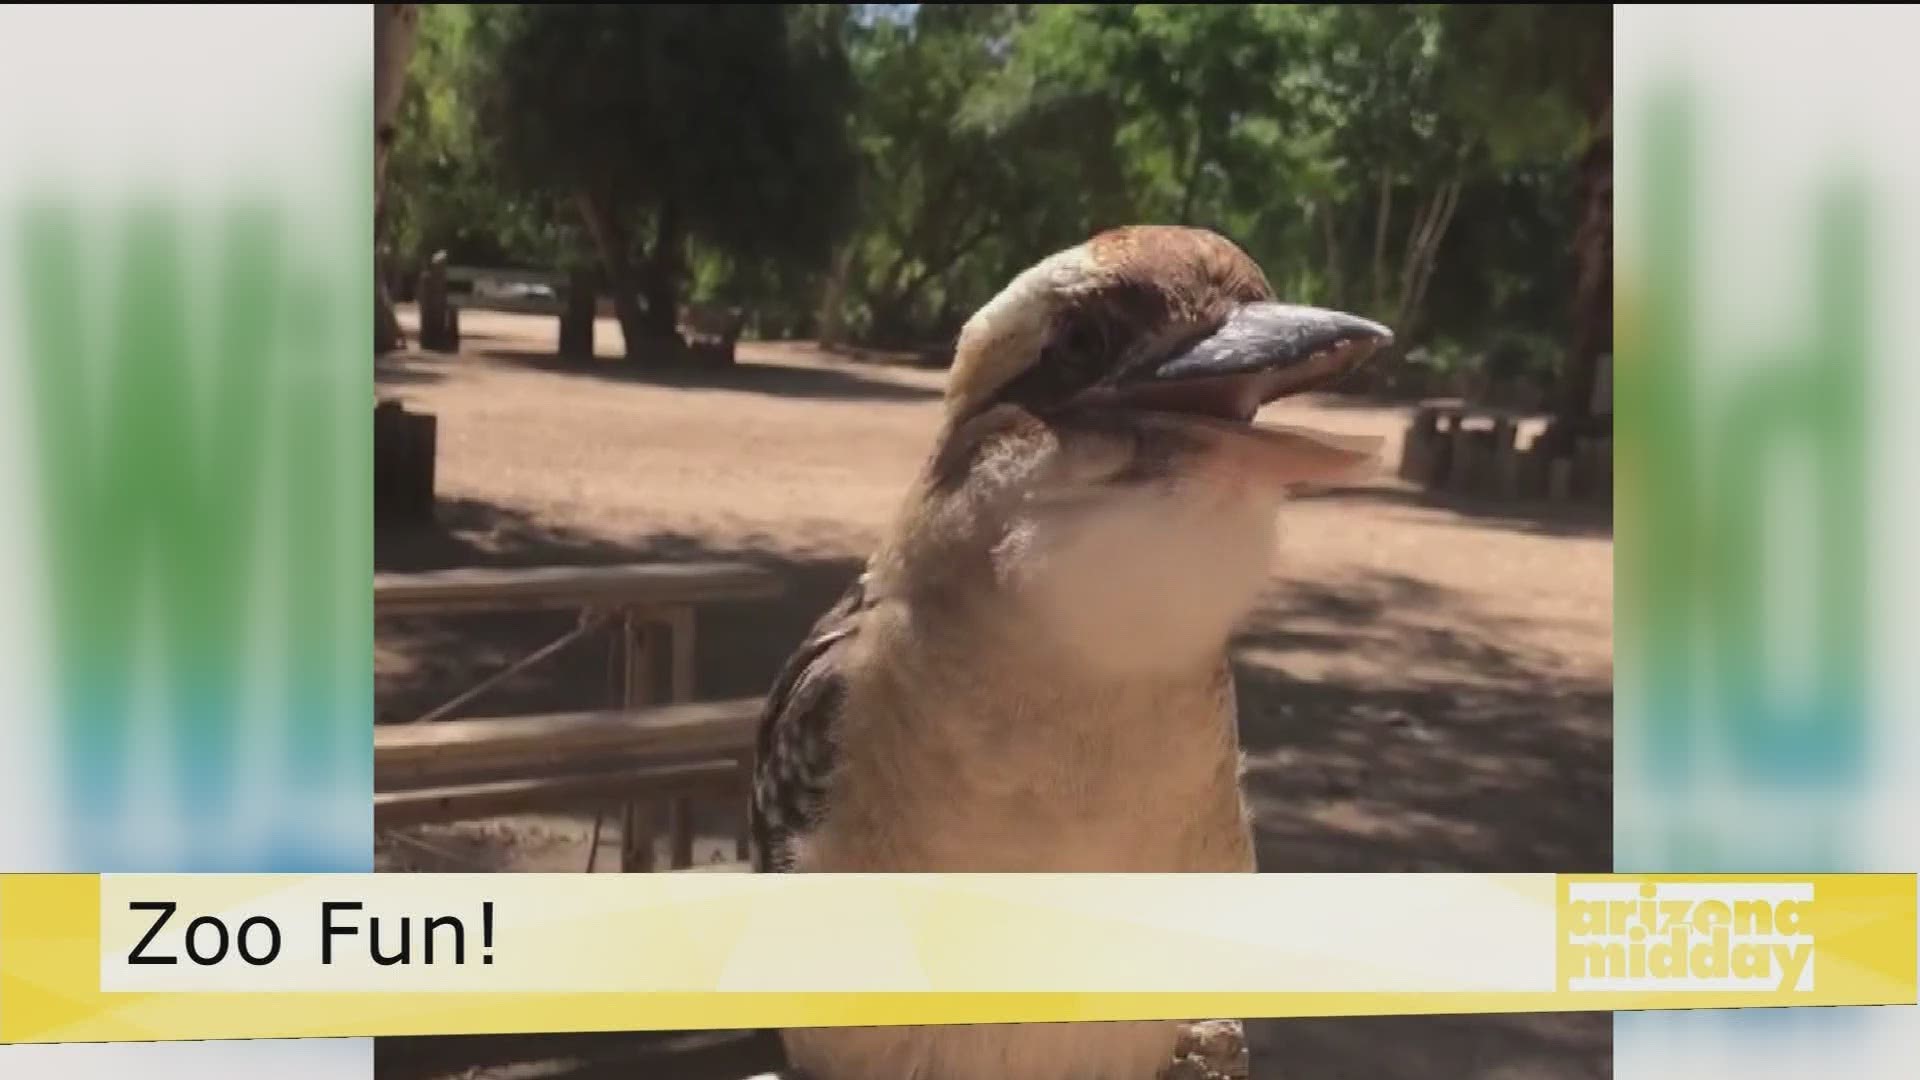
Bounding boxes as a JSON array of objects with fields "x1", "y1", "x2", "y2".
[{"x1": 374, "y1": 308, "x2": 1613, "y2": 1079}]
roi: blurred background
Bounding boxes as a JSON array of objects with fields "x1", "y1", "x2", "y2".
[
  {"x1": 378, "y1": 3, "x2": 1610, "y2": 419},
  {"x1": 0, "y1": 3, "x2": 1913, "y2": 1079}
]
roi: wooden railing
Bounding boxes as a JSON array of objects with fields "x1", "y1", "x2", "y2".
[{"x1": 374, "y1": 561, "x2": 781, "y2": 871}]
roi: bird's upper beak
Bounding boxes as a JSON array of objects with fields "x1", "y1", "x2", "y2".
[{"x1": 1102, "y1": 302, "x2": 1393, "y2": 422}]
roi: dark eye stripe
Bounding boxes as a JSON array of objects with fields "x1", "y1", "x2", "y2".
[
  {"x1": 983, "y1": 282, "x2": 1180, "y2": 416},
  {"x1": 991, "y1": 337, "x2": 1100, "y2": 413}
]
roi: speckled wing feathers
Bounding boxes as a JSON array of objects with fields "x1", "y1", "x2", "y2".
[{"x1": 749, "y1": 572, "x2": 874, "y2": 872}]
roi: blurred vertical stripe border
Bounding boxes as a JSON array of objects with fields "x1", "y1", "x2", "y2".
[
  {"x1": 1615, "y1": 5, "x2": 1920, "y2": 1077},
  {"x1": 0, "y1": 4, "x2": 1916, "y2": 1078},
  {"x1": 0, "y1": 6, "x2": 371, "y2": 1076}
]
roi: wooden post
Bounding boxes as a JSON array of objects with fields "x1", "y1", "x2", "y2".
[
  {"x1": 560, "y1": 268, "x2": 597, "y2": 362},
  {"x1": 1423, "y1": 408, "x2": 1460, "y2": 488},
  {"x1": 373, "y1": 400, "x2": 436, "y2": 523},
  {"x1": 417, "y1": 255, "x2": 459, "y2": 353},
  {"x1": 1516, "y1": 443, "x2": 1545, "y2": 500},
  {"x1": 619, "y1": 802, "x2": 656, "y2": 874},
  {"x1": 1592, "y1": 437, "x2": 1614, "y2": 505},
  {"x1": 665, "y1": 800, "x2": 694, "y2": 870},
  {"x1": 619, "y1": 612, "x2": 658, "y2": 873},
  {"x1": 1491, "y1": 416, "x2": 1520, "y2": 500},
  {"x1": 1399, "y1": 405, "x2": 1439, "y2": 483},
  {"x1": 735, "y1": 757, "x2": 753, "y2": 863},
  {"x1": 666, "y1": 607, "x2": 697, "y2": 703},
  {"x1": 1576, "y1": 436, "x2": 1613, "y2": 505},
  {"x1": 662, "y1": 607, "x2": 696, "y2": 870},
  {"x1": 1446, "y1": 421, "x2": 1480, "y2": 495},
  {"x1": 1548, "y1": 457, "x2": 1574, "y2": 503}
]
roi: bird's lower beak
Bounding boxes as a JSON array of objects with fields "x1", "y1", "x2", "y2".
[{"x1": 1106, "y1": 302, "x2": 1393, "y2": 421}]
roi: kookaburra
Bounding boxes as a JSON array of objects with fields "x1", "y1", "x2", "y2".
[{"x1": 750, "y1": 226, "x2": 1392, "y2": 1080}]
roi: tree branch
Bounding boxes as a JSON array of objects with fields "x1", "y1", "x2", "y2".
[
  {"x1": 1319, "y1": 199, "x2": 1341, "y2": 309},
  {"x1": 892, "y1": 210, "x2": 997, "y2": 304},
  {"x1": 1371, "y1": 172, "x2": 1393, "y2": 312}
]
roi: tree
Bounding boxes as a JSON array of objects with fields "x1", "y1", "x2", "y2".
[
  {"x1": 378, "y1": 4, "x2": 1604, "y2": 389},
  {"x1": 469, "y1": 4, "x2": 859, "y2": 362},
  {"x1": 1282, "y1": 4, "x2": 1468, "y2": 337},
  {"x1": 822, "y1": 4, "x2": 1126, "y2": 347},
  {"x1": 1005, "y1": 5, "x2": 1477, "y2": 346},
  {"x1": 1436, "y1": 4, "x2": 1611, "y2": 440},
  {"x1": 384, "y1": 5, "x2": 574, "y2": 278},
  {"x1": 375, "y1": 4, "x2": 421, "y2": 354}
]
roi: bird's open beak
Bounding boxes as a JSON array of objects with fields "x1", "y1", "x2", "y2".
[{"x1": 1105, "y1": 302, "x2": 1393, "y2": 422}]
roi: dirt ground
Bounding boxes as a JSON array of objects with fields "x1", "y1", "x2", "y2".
[{"x1": 374, "y1": 307, "x2": 1613, "y2": 1080}]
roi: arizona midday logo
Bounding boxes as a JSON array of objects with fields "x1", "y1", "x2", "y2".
[{"x1": 1564, "y1": 881, "x2": 1815, "y2": 992}]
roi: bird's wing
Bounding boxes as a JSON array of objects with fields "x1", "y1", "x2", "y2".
[{"x1": 750, "y1": 571, "x2": 875, "y2": 872}]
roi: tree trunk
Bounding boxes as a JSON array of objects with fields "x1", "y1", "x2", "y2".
[
  {"x1": 1176, "y1": 126, "x2": 1207, "y2": 224},
  {"x1": 375, "y1": 255, "x2": 405, "y2": 356},
  {"x1": 374, "y1": 4, "x2": 420, "y2": 356},
  {"x1": 817, "y1": 243, "x2": 857, "y2": 349},
  {"x1": 574, "y1": 188, "x2": 651, "y2": 363},
  {"x1": 864, "y1": 209, "x2": 996, "y2": 346},
  {"x1": 1318, "y1": 200, "x2": 1341, "y2": 310},
  {"x1": 1401, "y1": 177, "x2": 1462, "y2": 334},
  {"x1": 1371, "y1": 173, "x2": 1393, "y2": 312},
  {"x1": 416, "y1": 255, "x2": 457, "y2": 352},
  {"x1": 559, "y1": 267, "x2": 598, "y2": 362},
  {"x1": 640, "y1": 198, "x2": 687, "y2": 348},
  {"x1": 1547, "y1": 99, "x2": 1614, "y2": 454},
  {"x1": 1392, "y1": 176, "x2": 1463, "y2": 344}
]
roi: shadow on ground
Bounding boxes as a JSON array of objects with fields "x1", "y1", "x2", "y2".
[
  {"x1": 477, "y1": 345, "x2": 943, "y2": 404},
  {"x1": 1295, "y1": 484, "x2": 1612, "y2": 541},
  {"x1": 379, "y1": 320, "x2": 550, "y2": 389},
  {"x1": 1248, "y1": 1012, "x2": 1612, "y2": 1080},
  {"x1": 374, "y1": 1029, "x2": 788, "y2": 1080},
  {"x1": 374, "y1": 495, "x2": 1611, "y2": 1079},
  {"x1": 1233, "y1": 569, "x2": 1611, "y2": 875},
  {"x1": 376, "y1": 350, "x2": 451, "y2": 388}
]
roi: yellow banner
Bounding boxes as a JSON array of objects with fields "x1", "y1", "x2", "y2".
[{"x1": 1, "y1": 873, "x2": 1912, "y2": 1044}]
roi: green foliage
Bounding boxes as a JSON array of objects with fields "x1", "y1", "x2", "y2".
[
  {"x1": 1436, "y1": 4, "x2": 1610, "y2": 166},
  {"x1": 385, "y1": 5, "x2": 574, "y2": 271},
  {"x1": 820, "y1": 4, "x2": 1129, "y2": 344},
  {"x1": 477, "y1": 5, "x2": 856, "y2": 252},
  {"x1": 384, "y1": 3, "x2": 1609, "y2": 379}
]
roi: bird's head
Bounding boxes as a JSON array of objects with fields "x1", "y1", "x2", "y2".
[{"x1": 884, "y1": 226, "x2": 1393, "y2": 676}]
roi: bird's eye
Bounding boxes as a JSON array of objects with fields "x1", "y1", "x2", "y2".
[
  {"x1": 1057, "y1": 318, "x2": 1105, "y2": 367},
  {"x1": 989, "y1": 318, "x2": 1110, "y2": 415}
]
